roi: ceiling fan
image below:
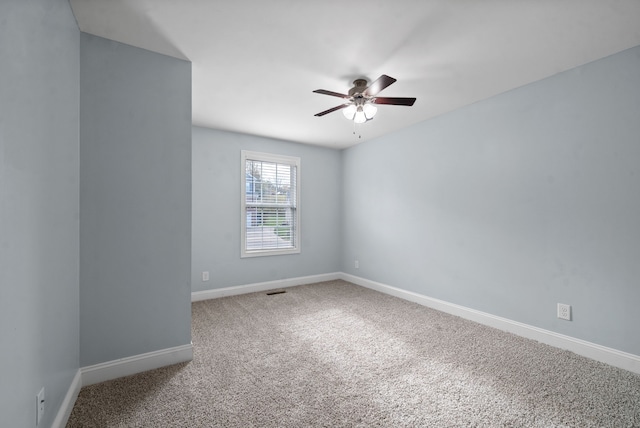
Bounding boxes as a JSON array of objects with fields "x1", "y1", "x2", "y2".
[{"x1": 313, "y1": 75, "x2": 416, "y2": 123}]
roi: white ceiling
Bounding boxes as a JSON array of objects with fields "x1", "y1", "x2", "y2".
[{"x1": 70, "y1": 0, "x2": 640, "y2": 149}]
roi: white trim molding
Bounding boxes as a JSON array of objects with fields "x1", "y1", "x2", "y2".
[
  {"x1": 340, "y1": 272, "x2": 640, "y2": 375},
  {"x1": 192, "y1": 272, "x2": 341, "y2": 302},
  {"x1": 81, "y1": 343, "x2": 193, "y2": 387},
  {"x1": 52, "y1": 369, "x2": 82, "y2": 428}
]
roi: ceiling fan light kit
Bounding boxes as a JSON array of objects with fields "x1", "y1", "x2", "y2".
[
  {"x1": 342, "y1": 101, "x2": 378, "y2": 123},
  {"x1": 313, "y1": 74, "x2": 416, "y2": 124}
]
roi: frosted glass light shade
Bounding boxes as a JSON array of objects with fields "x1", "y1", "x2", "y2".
[
  {"x1": 342, "y1": 104, "x2": 356, "y2": 120},
  {"x1": 363, "y1": 103, "x2": 377, "y2": 119},
  {"x1": 354, "y1": 107, "x2": 367, "y2": 124}
]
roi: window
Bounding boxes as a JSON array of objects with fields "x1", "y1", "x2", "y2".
[{"x1": 241, "y1": 150, "x2": 300, "y2": 257}]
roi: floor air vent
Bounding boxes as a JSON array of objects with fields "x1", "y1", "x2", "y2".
[{"x1": 266, "y1": 290, "x2": 287, "y2": 296}]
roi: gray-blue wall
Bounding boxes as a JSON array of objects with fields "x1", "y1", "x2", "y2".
[
  {"x1": 80, "y1": 33, "x2": 192, "y2": 366},
  {"x1": 342, "y1": 45, "x2": 640, "y2": 356},
  {"x1": 0, "y1": 0, "x2": 80, "y2": 426},
  {"x1": 192, "y1": 126, "x2": 342, "y2": 290}
]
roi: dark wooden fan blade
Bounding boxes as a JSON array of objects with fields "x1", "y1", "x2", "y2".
[
  {"x1": 363, "y1": 75, "x2": 397, "y2": 96},
  {"x1": 313, "y1": 89, "x2": 350, "y2": 99},
  {"x1": 373, "y1": 97, "x2": 416, "y2": 106},
  {"x1": 314, "y1": 103, "x2": 351, "y2": 117}
]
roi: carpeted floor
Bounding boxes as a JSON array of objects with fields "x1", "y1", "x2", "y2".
[{"x1": 67, "y1": 280, "x2": 640, "y2": 427}]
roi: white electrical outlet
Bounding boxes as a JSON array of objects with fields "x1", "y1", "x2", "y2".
[
  {"x1": 557, "y1": 303, "x2": 571, "y2": 321},
  {"x1": 202, "y1": 271, "x2": 210, "y2": 281},
  {"x1": 36, "y1": 387, "x2": 45, "y2": 426},
  {"x1": 354, "y1": 260, "x2": 359, "y2": 269}
]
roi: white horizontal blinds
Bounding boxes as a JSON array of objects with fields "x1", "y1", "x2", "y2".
[{"x1": 245, "y1": 157, "x2": 297, "y2": 252}]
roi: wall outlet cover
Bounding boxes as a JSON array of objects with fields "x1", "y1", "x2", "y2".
[
  {"x1": 557, "y1": 303, "x2": 571, "y2": 321},
  {"x1": 36, "y1": 387, "x2": 45, "y2": 426}
]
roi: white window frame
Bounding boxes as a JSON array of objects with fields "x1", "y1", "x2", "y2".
[{"x1": 241, "y1": 150, "x2": 300, "y2": 258}]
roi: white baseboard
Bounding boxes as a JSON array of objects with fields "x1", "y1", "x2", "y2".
[
  {"x1": 191, "y1": 272, "x2": 341, "y2": 302},
  {"x1": 340, "y1": 272, "x2": 640, "y2": 375},
  {"x1": 81, "y1": 343, "x2": 193, "y2": 387},
  {"x1": 52, "y1": 369, "x2": 82, "y2": 428}
]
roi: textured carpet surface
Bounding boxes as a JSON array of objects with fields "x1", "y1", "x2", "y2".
[{"x1": 67, "y1": 280, "x2": 640, "y2": 427}]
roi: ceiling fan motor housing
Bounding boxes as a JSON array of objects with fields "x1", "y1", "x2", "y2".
[{"x1": 348, "y1": 79, "x2": 369, "y2": 97}]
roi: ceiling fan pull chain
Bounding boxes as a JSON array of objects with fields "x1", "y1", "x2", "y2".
[{"x1": 353, "y1": 121, "x2": 362, "y2": 139}]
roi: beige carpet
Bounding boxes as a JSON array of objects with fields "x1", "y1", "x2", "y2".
[{"x1": 67, "y1": 280, "x2": 640, "y2": 427}]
